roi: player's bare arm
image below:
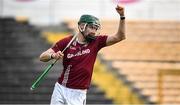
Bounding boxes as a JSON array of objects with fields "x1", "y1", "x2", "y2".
[
  {"x1": 106, "y1": 5, "x2": 126, "y2": 46},
  {"x1": 39, "y1": 48, "x2": 64, "y2": 62}
]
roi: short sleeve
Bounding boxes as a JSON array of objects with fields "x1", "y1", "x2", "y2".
[
  {"x1": 97, "y1": 35, "x2": 108, "y2": 51},
  {"x1": 51, "y1": 36, "x2": 72, "y2": 53}
]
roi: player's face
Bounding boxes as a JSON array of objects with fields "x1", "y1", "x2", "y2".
[{"x1": 84, "y1": 23, "x2": 100, "y2": 36}]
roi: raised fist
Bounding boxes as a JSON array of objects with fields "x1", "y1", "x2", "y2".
[{"x1": 116, "y1": 5, "x2": 125, "y2": 16}]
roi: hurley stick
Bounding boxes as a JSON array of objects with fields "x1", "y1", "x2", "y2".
[{"x1": 30, "y1": 34, "x2": 77, "y2": 91}]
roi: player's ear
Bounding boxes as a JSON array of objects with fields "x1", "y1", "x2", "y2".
[
  {"x1": 78, "y1": 23, "x2": 86, "y2": 31},
  {"x1": 79, "y1": 23, "x2": 84, "y2": 27},
  {"x1": 78, "y1": 23, "x2": 83, "y2": 31}
]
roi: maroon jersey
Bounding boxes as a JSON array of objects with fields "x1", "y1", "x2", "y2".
[{"x1": 51, "y1": 35, "x2": 108, "y2": 89}]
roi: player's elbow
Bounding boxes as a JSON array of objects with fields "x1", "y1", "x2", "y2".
[
  {"x1": 115, "y1": 33, "x2": 126, "y2": 42},
  {"x1": 39, "y1": 54, "x2": 49, "y2": 62},
  {"x1": 39, "y1": 58, "x2": 48, "y2": 62},
  {"x1": 121, "y1": 35, "x2": 126, "y2": 41},
  {"x1": 39, "y1": 57, "x2": 47, "y2": 62}
]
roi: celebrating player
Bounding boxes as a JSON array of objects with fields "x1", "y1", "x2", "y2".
[{"x1": 39, "y1": 5, "x2": 126, "y2": 105}]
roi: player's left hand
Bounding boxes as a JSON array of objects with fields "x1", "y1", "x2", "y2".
[{"x1": 116, "y1": 5, "x2": 125, "y2": 16}]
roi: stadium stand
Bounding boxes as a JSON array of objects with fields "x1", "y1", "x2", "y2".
[
  {"x1": 99, "y1": 20, "x2": 180, "y2": 104},
  {"x1": 65, "y1": 19, "x2": 180, "y2": 104},
  {"x1": 0, "y1": 17, "x2": 112, "y2": 104}
]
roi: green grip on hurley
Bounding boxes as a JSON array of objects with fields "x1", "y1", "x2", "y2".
[{"x1": 30, "y1": 63, "x2": 55, "y2": 91}]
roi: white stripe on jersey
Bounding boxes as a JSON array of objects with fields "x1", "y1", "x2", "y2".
[{"x1": 62, "y1": 65, "x2": 72, "y2": 86}]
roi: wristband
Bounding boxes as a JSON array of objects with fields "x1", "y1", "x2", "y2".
[{"x1": 120, "y1": 16, "x2": 125, "y2": 20}]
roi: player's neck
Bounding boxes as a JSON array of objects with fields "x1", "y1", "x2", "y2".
[{"x1": 77, "y1": 32, "x2": 86, "y2": 44}]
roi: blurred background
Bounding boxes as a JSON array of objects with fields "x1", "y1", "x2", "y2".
[{"x1": 0, "y1": 0, "x2": 180, "y2": 104}]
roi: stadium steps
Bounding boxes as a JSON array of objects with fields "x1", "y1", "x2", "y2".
[
  {"x1": 98, "y1": 20, "x2": 180, "y2": 104},
  {"x1": 92, "y1": 59, "x2": 152, "y2": 104},
  {"x1": 0, "y1": 17, "x2": 113, "y2": 104}
]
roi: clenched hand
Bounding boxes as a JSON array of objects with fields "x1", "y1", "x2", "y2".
[
  {"x1": 51, "y1": 51, "x2": 64, "y2": 60},
  {"x1": 116, "y1": 5, "x2": 125, "y2": 16}
]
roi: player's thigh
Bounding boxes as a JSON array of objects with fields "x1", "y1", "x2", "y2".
[
  {"x1": 67, "y1": 90, "x2": 86, "y2": 105},
  {"x1": 50, "y1": 83, "x2": 65, "y2": 105}
]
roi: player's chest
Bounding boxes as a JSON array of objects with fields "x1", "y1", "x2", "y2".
[{"x1": 65, "y1": 42, "x2": 96, "y2": 59}]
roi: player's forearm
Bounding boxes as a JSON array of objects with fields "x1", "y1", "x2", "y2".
[
  {"x1": 39, "y1": 49, "x2": 64, "y2": 62},
  {"x1": 115, "y1": 16, "x2": 126, "y2": 41},
  {"x1": 114, "y1": 5, "x2": 126, "y2": 41},
  {"x1": 39, "y1": 52, "x2": 52, "y2": 62}
]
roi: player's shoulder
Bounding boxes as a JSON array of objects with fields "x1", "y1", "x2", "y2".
[
  {"x1": 96, "y1": 35, "x2": 108, "y2": 40},
  {"x1": 57, "y1": 35, "x2": 73, "y2": 42},
  {"x1": 62, "y1": 35, "x2": 73, "y2": 40},
  {"x1": 97, "y1": 34, "x2": 108, "y2": 37}
]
